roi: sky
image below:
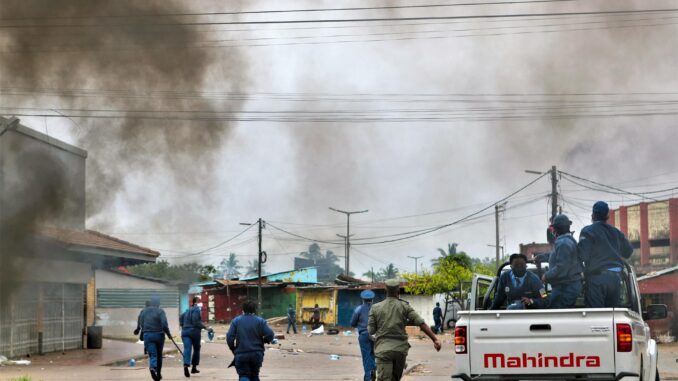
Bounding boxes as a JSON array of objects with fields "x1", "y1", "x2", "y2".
[{"x1": 1, "y1": 0, "x2": 678, "y2": 277}]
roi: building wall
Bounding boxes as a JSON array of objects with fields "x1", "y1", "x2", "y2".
[
  {"x1": 94, "y1": 270, "x2": 179, "y2": 337},
  {"x1": 247, "y1": 286, "x2": 297, "y2": 320},
  {"x1": 0, "y1": 124, "x2": 86, "y2": 231},
  {"x1": 639, "y1": 272, "x2": 678, "y2": 338},
  {"x1": 336, "y1": 289, "x2": 386, "y2": 327},
  {"x1": 296, "y1": 288, "x2": 338, "y2": 326},
  {"x1": 198, "y1": 286, "x2": 247, "y2": 323},
  {"x1": 611, "y1": 198, "x2": 678, "y2": 273}
]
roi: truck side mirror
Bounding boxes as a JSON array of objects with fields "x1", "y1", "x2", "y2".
[{"x1": 643, "y1": 304, "x2": 668, "y2": 321}]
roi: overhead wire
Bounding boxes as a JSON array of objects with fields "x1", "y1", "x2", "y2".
[
  {"x1": 2, "y1": 7, "x2": 678, "y2": 28},
  {"x1": 0, "y1": 0, "x2": 577, "y2": 22}
]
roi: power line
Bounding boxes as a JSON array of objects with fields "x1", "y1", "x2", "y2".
[
  {"x1": 0, "y1": 0, "x2": 575, "y2": 22},
  {"x1": 558, "y1": 171, "x2": 661, "y2": 202},
  {"x1": 2, "y1": 7, "x2": 678, "y2": 28}
]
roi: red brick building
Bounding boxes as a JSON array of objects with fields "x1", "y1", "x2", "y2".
[{"x1": 520, "y1": 242, "x2": 553, "y2": 260}]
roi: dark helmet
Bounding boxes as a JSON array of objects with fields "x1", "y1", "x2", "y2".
[{"x1": 552, "y1": 214, "x2": 572, "y2": 229}]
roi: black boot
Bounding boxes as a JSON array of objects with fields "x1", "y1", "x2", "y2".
[
  {"x1": 183, "y1": 365, "x2": 191, "y2": 378},
  {"x1": 191, "y1": 365, "x2": 200, "y2": 374},
  {"x1": 150, "y1": 368, "x2": 160, "y2": 381}
]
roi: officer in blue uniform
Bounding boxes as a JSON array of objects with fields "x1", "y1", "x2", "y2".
[
  {"x1": 351, "y1": 289, "x2": 376, "y2": 381},
  {"x1": 432, "y1": 302, "x2": 443, "y2": 333},
  {"x1": 530, "y1": 214, "x2": 583, "y2": 309},
  {"x1": 286, "y1": 304, "x2": 297, "y2": 334},
  {"x1": 490, "y1": 253, "x2": 544, "y2": 310},
  {"x1": 227, "y1": 301, "x2": 275, "y2": 381},
  {"x1": 180, "y1": 296, "x2": 213, "y2": 378},
  {"x1": 578, "y1": 201, "x2": 634, "y2": 308},
  {"x1": 139, "y1": 295, "x2": 172, "y2": 381}
]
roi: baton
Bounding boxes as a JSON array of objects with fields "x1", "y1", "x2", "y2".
[{"x1": 168, "y1": 335, "x2": 184, "y2": 357}]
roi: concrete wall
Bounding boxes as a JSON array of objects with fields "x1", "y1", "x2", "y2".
[
  {"x1": 399, "y1": 294, "x2": 460, "y2": 330},
  {"x1": 95, "y1": 270, "x2": 180, "y2": 337},
  {"x1": 0, "y1": 123, "x2": 87, "y2": 231}
]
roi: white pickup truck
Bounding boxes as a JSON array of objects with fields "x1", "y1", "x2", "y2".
[{"x1": 453, "y1": 262, "x2": 668, "y2": 381}]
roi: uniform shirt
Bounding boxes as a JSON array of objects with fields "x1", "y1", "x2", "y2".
[
  {"x1": 180, "y1": 305, "x2": 206, "y2": 330},
  {"x1": 490, "y1": 270, "x2": 544, "y2": 310},
  {"x1": 544, "y1": 233, "x2": 583, "y2": 284},
  {"x1": 368, "y1": 297, "x2": 425, "y2": 354},
  {"x1": 226, "y1": 314, "x2": 275, "y2": 354},
  {"x1": 140, "y1": 306, "x2": 170, "y2": 334},
  {"x1": 287, "y1": 306, "x2": 296, "y2": 322},
  {"x1": 578, "y1": 221, "x2": 633, "y2": 274},
  {"x1": 350, "y1": 303, "x2": 371, "y2": 333},
  {"x1": 432, "y1": 306, "x2": 442, "y2": 320}
]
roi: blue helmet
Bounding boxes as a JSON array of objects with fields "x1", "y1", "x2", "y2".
[{"x1": 360, "y1": 290, "x2": 375, "y2": 300}]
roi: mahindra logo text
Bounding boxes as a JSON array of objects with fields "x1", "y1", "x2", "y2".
[{"x1": 484, "y1": 353, "x2": 601, "y2": 368}]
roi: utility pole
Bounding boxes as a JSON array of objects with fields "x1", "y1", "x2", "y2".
[
  {"x1": 329, "y1": 207, "x2": 368, "y2": 276},
  {"x1": 407, "y1": 256, "x2": 423, "y2": 275},
  {"x1": 494, "y1": 202, "x2": 507, "y2": 270},
  {"x1": 550, "y1": 165, "x2": 559, "y2": 220},
  {"x1": 242, "y1": 219, "x2": 266, "y2": 312},
  {"x1": 257, "y1": 218, "x2": 263, "y2": 312}
]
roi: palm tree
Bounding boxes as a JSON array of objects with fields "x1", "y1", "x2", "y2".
[
  {"x1": 362, "y1": 269, "x2": 381, "y2": 282},
  {"x1": 379, "y1": 263, "x2": 399, "y2": 280},
  {"x1": 432, "y1": 243, "x2": 473, "y2": 270},
  {"x1": 244, "y1": 259, "x2": 266, "y2": 277},
  {"x1": 218, "y1": 253, "x2": 242, "y2": 279}
]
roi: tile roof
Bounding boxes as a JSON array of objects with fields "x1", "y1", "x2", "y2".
[{"x1": 39, "y1": 226, "x2": 160, "y2": 257}]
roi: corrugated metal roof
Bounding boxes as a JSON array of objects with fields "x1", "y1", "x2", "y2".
[
  {"x1": 637, "y1": 265, "x2": 678, "y2": 281},
  {"x1": 240, "y1": 267, "x2": 318, "y2": 283}
]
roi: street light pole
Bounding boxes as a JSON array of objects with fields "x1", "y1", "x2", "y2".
[{"x1": 329, "y1": 207, "x2": 368, "y2": 276}]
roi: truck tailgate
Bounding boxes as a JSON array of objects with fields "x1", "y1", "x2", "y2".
[{"x1": 469, "y1": 309, "x2": 615, "y2": 375}]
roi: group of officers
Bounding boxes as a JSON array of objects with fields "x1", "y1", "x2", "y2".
[
  {"x1": 134, "y1": 200, "x2": 630, "y2": 381},
  {"x1": 491, "y1": 200, "x2": 634, "y2": 310}
]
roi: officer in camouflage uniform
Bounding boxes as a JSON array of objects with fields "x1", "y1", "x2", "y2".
[{"x1": 368, "y1": 279, "x2": 441, "y2": 381}]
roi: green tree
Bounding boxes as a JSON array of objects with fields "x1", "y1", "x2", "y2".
[
  {"x1": 127, "y1": 260, "x2": 216, "y2": 282},
  {"x1": 218, "y1": 253, "x2": 242, "y2": 279},
  {"x1": 379, "y1": 263, "x2": 399, "y2": 280},
  {"x1": 362, "y1": 269, "x2": 380, "y2": 282},
  {"x1": 432, "y1": 243, "x2": 473, "y2": 270},
  {"x1": 299, "y1": 243, "x2": 345, "y2": 283}
]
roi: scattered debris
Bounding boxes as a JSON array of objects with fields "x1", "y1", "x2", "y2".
[
  {"x1": 311, "y1": 325, "x2": 325, "y2": 335},
  {"x1": 343, "y1": 330, "x2": 353, "y2": 336},
  {"x1": 266, "y1": 316, "x2": 288, "y2": 326},
  {"x1": 128, "y1": 359, "x2": 136, "y2": 367},
  {"x1": 329, "y1": 354, "x2": 340, "y2": 360}
]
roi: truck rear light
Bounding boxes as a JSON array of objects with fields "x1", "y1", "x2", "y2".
[
  {"x1": 616, "y1": 323, "x2": 632, "y2": 352},
  {"x1": 455, "y1": 326, "x2": 467, "y2": 354}
]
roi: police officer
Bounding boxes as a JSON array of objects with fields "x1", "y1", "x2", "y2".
[
  {"x1": 432, "y1": 302, "x2": 443, "y2": 334},
  {"x1": 139, "y1": 295, "x2": 172, "y2": 381},
  {"x1": 180, "y1": 296, "x2": 213, "y2": 378},
  {"x1": 578, "y1": 201, "x2": 634, "y2": 308},
  {"x1": 368, "y1": 279, "x2": 441, "y2": 381},
  {"x1": 351, "y1": 289, "x2": 376, "y2": 381},
  {"x1": 529, "y1": 214, "x2": 583, "y2": 309},
  {"x1": 286, "y1": 304, "x2": 297, "y2": 334},
  {"x1": 490, "y1": 253, "x2": 544, "y2": 310},
  {"x1": 134, "y1": 300, "x2": 151, "y2": 354},
  {"x1": 227, "y1": 300, "x2": 275, "y2": 381}
]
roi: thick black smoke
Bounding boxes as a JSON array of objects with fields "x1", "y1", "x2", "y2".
[{"x1": 0, "y1": 0, "x2": 246, "y2": 226}]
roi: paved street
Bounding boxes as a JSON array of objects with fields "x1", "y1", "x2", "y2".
[{"x1": 3, "y1": 331, "x2": 678, "y2": 380}]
